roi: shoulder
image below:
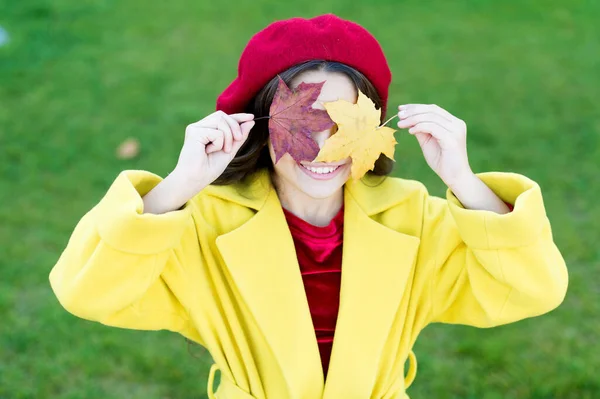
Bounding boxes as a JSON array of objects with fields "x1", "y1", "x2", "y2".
[
  {"x1": 189, "y1": 169, "x2": 272, "y2": 232},
  {"x1": 199, "y1": 169, "x2": 271, "y2": 209}
]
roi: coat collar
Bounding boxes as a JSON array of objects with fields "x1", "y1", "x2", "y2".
[
  {"x1": 213, "y1": 169, "x2": 421, "y2": 398},
  {"x1": 204, "y1": 168, "x2": 418, "y2": 216}
]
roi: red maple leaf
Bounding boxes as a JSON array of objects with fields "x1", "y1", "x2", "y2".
[{"x1": 268, "y1": 76, "x2": 335, "y2": 163}]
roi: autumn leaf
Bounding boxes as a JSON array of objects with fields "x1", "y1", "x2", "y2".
[
  {"x1": 268, "y1": 76, "x2": 335, "y2": 163},
  {"x1": 315, "y1": 90, "x2": 397, "y2": 179}
]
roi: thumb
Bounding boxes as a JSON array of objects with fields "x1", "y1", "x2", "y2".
[
  {"x1": 414, "y1": 132, "x2": 432, "y2": 148},
  {"x1": 231, "y1": 120, "x2": 255, "y2": 152},
  {"x1": 230, "y1": 113, "x2": 255, "y2": 123},
  {"x1": 240, "y1": 120, "x2": 255, "y2": 137}
]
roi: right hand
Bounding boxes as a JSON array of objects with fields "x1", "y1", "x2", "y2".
[{"x1": 173, "y1": 111, "x2": 255, "y2": 189}]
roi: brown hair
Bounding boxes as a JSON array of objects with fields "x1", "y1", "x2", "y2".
[{"x1": 212, "y1": 60, "x2": 394, "y2": 185}]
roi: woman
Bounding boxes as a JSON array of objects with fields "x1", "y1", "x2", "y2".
[{"x1": 49, "y1": 14, "x2": 568, "y2": 398}]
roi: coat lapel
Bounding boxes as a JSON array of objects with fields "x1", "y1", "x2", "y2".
[
  {"x1": 213, "y1": 171, "x2": 421, "y2": 398},
  {"x1": 322, "y1": 179, "x2": 421, "y2": 399},
  {"x1": 215, "y1": 185, "x2": 325, "y2": 398}
]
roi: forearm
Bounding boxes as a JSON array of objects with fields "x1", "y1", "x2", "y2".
[
  {"x1": 448, "y1": 173, "x2": 510, "y2": 214},
  {"x1": 142, "y1": 170, "x2": 208, "y2": 214}
]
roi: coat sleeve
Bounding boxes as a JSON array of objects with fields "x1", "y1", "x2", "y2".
[
  {"x1": 424, "y1": 172, "x2": 568, "y2": 327},
  {"x1": 49, "y1": 170, "x2": 198, "y2": 334}
]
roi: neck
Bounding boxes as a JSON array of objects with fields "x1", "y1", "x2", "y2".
[{"x1": 272, "y1": 174, "x2": 344, "y2": 227}]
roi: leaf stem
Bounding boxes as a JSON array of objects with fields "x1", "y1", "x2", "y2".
[
  {"x1": 378, "y1": 114, "x2": 399, "y2": 129},
  {"x1": 253, "y1": 116, "x2": 271, "y2": 121}
]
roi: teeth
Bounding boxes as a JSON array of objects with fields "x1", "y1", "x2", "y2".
[{"x1": 303, "y1": 165, "x2": 339, "y2": 174}]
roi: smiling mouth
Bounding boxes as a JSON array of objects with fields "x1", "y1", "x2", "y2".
[
  {"x1": 298, "y1": 163, "x2": 346, "y2": 176},
  {"x1": 300, "y1": 164, "x2": 341, "y2": 175}
]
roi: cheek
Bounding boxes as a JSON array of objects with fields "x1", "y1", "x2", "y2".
[
  {"x1": 341, "y1": 166, "x2": 352, "y2": 183},
  {"x1": 268, "y1": 142, "x2": 297, "y2": 174},
  {"x1": 268, "y1": 141, "x2": 287, "y2": 171},
  {"x1": 267, "y1": 141, "x2": 276, "y2": 165}
]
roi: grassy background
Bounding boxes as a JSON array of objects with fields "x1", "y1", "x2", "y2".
[{"x1": 1, "y1": 0, "x2": 599, "y2": 398}]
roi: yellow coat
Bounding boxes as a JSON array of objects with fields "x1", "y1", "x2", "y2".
[{"x1": 49, "y1": 169, "x2": 568, "y2": 399}]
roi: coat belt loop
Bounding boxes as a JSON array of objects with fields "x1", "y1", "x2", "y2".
[
  {"x1": 404, "y1": 351, "x2": 418, "y2": 389},
  {"x1": 207, "y1": 363, "x2": 219, "y2": 399},
  {"x1": 206, "y1": 363, "x2": 257, "y2": 398}
]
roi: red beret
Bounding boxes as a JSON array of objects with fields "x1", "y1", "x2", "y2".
[{"x1": 216, "y1": 14, "x2": 392, "y2": 116}]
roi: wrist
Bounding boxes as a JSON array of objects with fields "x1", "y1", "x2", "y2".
[
  {"x1": 446, "y1": 169, "x2": 477, "y2": 193},
  {"x1": 168, "y1": 168, "x2": 211, "y2": 198},
  {"x1": 447, "y1": 172, "x2": 511, "y2": 213},
  {"x1": 142, "y1": 169, "x2": 208, "y2": 215}
]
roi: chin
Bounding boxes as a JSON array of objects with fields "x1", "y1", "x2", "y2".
[{"x1": 297, "y1": 183, "x2": 343, "y2": 200}]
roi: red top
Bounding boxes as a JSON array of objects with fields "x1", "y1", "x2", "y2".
[
  {"x1": 282, "y1": 201, "x2": 513, "y2": 378},
  {"x1": 282, "y1": 206, "x2": 344, "y2": 379}
]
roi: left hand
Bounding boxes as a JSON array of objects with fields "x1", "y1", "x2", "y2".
[{"x1": 397, "y1": 104, "x2": 474, "y2": 189}]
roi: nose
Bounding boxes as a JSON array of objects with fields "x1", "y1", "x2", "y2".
[{"x1": 312, "y1": 124, "x2": 338, "y2": 148}]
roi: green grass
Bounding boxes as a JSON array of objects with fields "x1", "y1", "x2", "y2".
[{"x1": 1, "y1": 0, "x2": 599, "y2": 398}]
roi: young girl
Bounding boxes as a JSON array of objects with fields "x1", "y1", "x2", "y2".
[{"x1": 49, "y1": 14, "x2": 568, "y2": 399}]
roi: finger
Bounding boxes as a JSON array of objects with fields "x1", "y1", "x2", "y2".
[
  {"x1": 231, "y1": 121, "x2": 255, "y2": 153},
  {"x1": 185, "y1": 125, "x2": 218, "y2": 146},
  {"x1": 193, "y1": 110, "x2": 226, "y2": 128},
  {"x1": 205, "y1": 143, "x2": 219, "y2": 154},
  {"x1": 229, "y1": 113, "x2": 255, "y2": 123},
  {"x1": 397, "y1": 112, "x2": 452, "y2": 130},
  {"x1": 195, "y1": 112, "x2": 254, "y2": 131},
  {"x1": 217, "y1": 117, "x2": 234, "y2": 153},
  {"x1": 408, "y1": 122, "x2": 450, "y2": 141},
  {"x1": 399, "y1": 104, "x2": 455, "y2": 123},
  {"x1": 414, "y1": 132, "x2": 434, "y2": 148},
  {"x1": 202, "y1": 129, "x2": 224, "y2": 154},
  {"x1": 399, "y1": 104, "x2": 449, "y2": 118},
  {"x1": 240, "y1": 120, "x2": 255, "y2": 141},
  {"x1": 223, "y1": 114, "x2": 242, "y2": 140}
]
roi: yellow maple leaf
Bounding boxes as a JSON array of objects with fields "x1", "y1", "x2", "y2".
[{"x1": 314, "y1": 90, "x2": 397, "y2": 179}]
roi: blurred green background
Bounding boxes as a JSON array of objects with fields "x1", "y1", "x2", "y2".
[{"x1": 1, "y1": 0, "x2": 598, "y2": 398}]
